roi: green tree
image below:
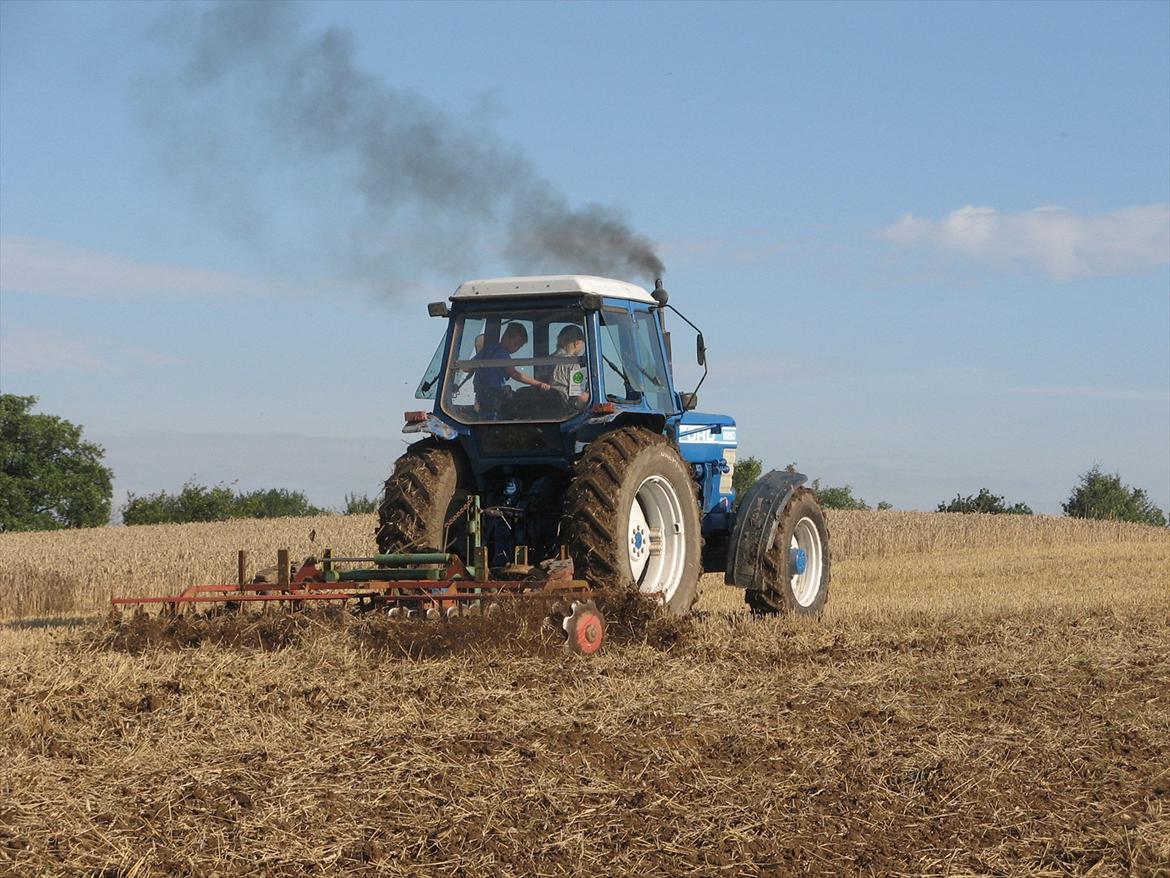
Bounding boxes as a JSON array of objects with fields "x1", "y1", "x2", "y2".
[
  {"x1": 782, "y1": 462, "x2": 871, "y2": 510},
  {"x1": 343, "y1": 492, "x2": 379, "y2": 514},
  {"x1": 732, "y1": 455, "x2": 763, "y2": 501},
  {"x1": 0, "y1": 394, "x2": 113, "y2": 531},
  {"x1": 1062, "y1": 465, "x2": 1166, "y2": 526},
  {"x1": 122, "y1": 481, "x2": 237, "y2": 525},
  {"x1": 122, "y1": 481, "x2": 326, "y2": 525},
  {"x1": 235, "y1": 488, "x2": 326, "y2": 518},
  {"x1": 812, "y1": 480, "x2": 870, "y2": 511},
  {"x1": 937, "y1": 488, "x2": 1032, "y2": 515},
  {"x1": 876, "y1": 501, "x2": 894, "y2": 511}
]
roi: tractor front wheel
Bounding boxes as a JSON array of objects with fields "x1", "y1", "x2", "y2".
[
  {"x1": 744, "y1": 487, "x2": 830, "y2": 617},
  {"x1": 564, "y1": 427, "x2": 702, "y2": 615}
]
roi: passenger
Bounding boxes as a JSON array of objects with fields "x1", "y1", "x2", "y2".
[
  {"x1": 551, "y1": 325, "x2": 589, "y2": 406},
  {"x1": 473, "y1": 323, "x2": 549, "y2": 417}
]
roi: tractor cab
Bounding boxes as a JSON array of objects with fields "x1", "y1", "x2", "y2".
[{"x1": 415, "y1": 275, "x2": 678, "y2": 431}]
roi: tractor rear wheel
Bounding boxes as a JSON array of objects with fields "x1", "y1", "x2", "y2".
[
  {"x1": 376, "y1": 440, "x2": 470, "y2": 555},
  {"x1": 744, "y1": 487, "x2": 830, "y2": 617},
  {"x1": 564, "y1": 427, "x2": 702, "y2": 615}
]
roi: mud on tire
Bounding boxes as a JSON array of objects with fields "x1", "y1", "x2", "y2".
[
  {"x1": 745, "y1": 487, "x2": 831, "y2": 617},
  {"x1": 563, "y1": 427, "x2": 702, "y2": 616},
  {"x1": 376, "y1": 440, "x2": 470, "y2": 556}
]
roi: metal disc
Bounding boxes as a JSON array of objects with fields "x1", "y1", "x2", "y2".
[{"x1": 562, "y1": 600, "x2": 606, "y2": 656}]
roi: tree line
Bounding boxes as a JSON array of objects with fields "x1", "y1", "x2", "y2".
[
  {"x1": 1, "y1": 394, "x2": 1165, "y2": 531},
  {"x1": 1, "y1": 395, "x2": 378, "y2": 531},
  {"x1": 731, "y1": 455, "x2": 1166, "y2": 527}
]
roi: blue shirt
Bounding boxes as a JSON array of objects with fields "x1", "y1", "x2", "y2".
[{"x1": 473, "y1": 342, "x2": 511, "y2": 397}]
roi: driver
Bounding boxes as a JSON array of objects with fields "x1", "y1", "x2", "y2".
[{"x1": 472, "y1": 322, "x2": 549, "y2": 418}]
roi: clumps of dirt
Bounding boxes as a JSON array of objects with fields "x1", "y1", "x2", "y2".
[
  {"x1": 93, "y1": 607, "x2": 347, "y2": 654},
  {"x1": 93, "y1": 603, "x2": 566, "y2": 658},
  {"x1": 593, "y1": 588, "x2": 691, "y2": 650},
  {"x1": 349, "y1": 604, "x2": 562, "y2": 659},
  {"x1": 92, "y1": 590, "x2": 689, "y2": 657}
]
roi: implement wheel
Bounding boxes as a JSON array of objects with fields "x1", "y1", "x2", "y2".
[
  {"x1": 376, "y1": 440, "x2": 470, "y2": 555},
  {"x1": 744, "y1": 487, "x2": 830, "y2": 617},
  {"x1": 564, "y1": 427, "x2": 702, "y2": 615}
]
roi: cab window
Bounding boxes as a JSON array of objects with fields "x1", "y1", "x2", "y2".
[
  {"x1": 598, "y1": 307, "x2": 672, "y2": 410},
  {"x1": 439, "y1": 308, "x2": 590, "y2": 423}
]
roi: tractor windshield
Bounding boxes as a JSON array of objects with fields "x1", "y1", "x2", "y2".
[{"x1": 439, "y1": 307, "x2": 591, "y2": 424}]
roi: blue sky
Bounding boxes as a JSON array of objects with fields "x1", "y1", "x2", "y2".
[{"x1": 2, "y1": 0, "x2": 1168, "y2": 516}]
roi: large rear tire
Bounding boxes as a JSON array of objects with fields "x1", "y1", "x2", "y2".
[
  {"x1": 564, "y1": 427, "x2": 702, "y2": 616},
  {"x1": 375, "y1": 440, "x2": 470, "y2": 555},
  {"x1": 744, "y1": 487, "x2": 830, "y2": 617}
]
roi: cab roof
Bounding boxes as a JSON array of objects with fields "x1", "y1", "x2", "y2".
[{"x1": 452, "y1": 275, "x2": 655, "y2": 305}]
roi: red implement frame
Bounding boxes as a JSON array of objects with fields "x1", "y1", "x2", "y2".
[{"x1": 110, "y1": 550, "x2": 593, "y2": 615}]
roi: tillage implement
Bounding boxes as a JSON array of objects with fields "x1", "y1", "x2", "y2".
[{"x1": 113, "y1": 275, "x2": 831, "y2": 653}]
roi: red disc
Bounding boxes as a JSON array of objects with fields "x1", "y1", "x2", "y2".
[{"x1": 571, "y1": 610, "x2": 605, "y2": 655}]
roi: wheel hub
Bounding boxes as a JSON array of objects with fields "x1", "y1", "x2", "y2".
[
  {"x1": 789, "y1": 517, "x2": 823, "y2": 607},
  {"x1": 790, "y1": 547, "x2": 807, "y2": 575}
]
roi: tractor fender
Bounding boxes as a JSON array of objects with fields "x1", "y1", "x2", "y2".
[{"x1": 725, "y1": 469, "x2": 808, "y2": 588}]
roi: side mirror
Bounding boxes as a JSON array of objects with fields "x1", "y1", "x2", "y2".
[
  {"x1": 427, "y1": 301, "x2": 450, "y2": 318},
  {"x1": 696, "y1": 333, "x2": 706, "y2": 366},
  {"x1": 679, "y1": 392, "x2": 698, "y2": 411}
]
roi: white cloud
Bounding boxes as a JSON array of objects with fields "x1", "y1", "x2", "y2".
[
  {"x1": 0, "y1": 236, "x2": 312, "y2": 300},
  {"x1": 879, "y1": 203, "x2": 1170, "y2": 279},
  {"x1": 0, "y1": 325, "x2": 106, "y2": 373}
]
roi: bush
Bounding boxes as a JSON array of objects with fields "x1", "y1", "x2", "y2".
[
  {"x1": 1063, "y1": 465, "x2": 1166, "y2": 526},
  {"x1": 937, "y1": 488, "x2": 1032, "y2": 515},
  {"x1": 235, "y1": 488, "x2": 327, "y2": 519},
  {"x1": 813, "y1": 481, "x2": 870, "y2": 511},
  {"x1": 343, "y1": 493, "x2": 379, "y2": 515},
  {"x1": 732, "y1": 456, "x2": 763, "y2": 501},
  {"x1": 122, "y1": 481, "x2": 326, "y2": 525}
]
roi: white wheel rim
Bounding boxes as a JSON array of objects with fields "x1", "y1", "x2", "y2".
[
  {"x1": 790, "y1": 516, "x2": 823, "y2": 607},
  {"x1": 627, "y1": 475, "x2": 686, "y2": 603}
]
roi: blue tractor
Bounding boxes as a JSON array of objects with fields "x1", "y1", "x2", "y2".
[{"x1": 377, "y1": 275, "x2": 830, "y2": 618}]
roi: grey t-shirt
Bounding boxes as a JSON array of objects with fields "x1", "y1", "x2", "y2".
[{"x1": 551, "y1": 350, "x2": 588, "y2": 398}]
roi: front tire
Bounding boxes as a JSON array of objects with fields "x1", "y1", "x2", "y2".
[
  {"x1": 564, "y1": 427, "x2": 702, "y2": 616},
  {"x1": 744, "y1": 487, "x2": 830, "y2": 617}
]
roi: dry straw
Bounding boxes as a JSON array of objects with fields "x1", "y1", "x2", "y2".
[{"x1": 1, "y1": 510, "x2": 1166, "y2": 619}]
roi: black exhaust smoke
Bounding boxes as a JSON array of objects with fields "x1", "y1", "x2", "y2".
[{"x1": 135, "y1": 2, "x2": 665, "y2": 291}]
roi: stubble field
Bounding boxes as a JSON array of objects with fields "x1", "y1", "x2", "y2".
[{"x1": 1, "y1": 512, "x2": 1168, "y2": 877}]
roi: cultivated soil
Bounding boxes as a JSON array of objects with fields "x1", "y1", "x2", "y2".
[{"x1": 1, "y1": 515, "x2": 1168, "y2": 877}]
